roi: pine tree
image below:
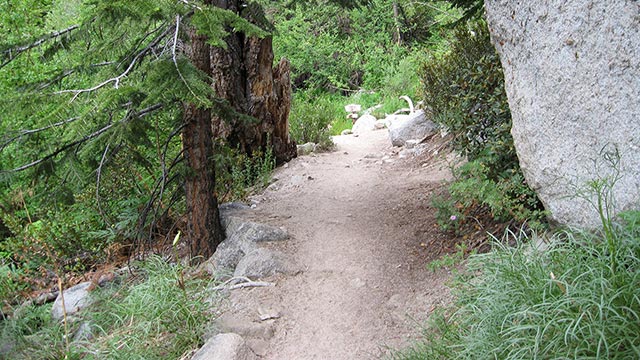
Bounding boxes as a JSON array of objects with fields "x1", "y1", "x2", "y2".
[{"x1": 0, "y1": 0, "x2": 271, "y2": 262}]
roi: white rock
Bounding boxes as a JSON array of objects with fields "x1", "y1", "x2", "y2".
[
  {"x1": 486, "y1": 0, "x2": 640, "y2": 228},
  {"x1": 191, "y1": 333, "x2": 257, "y2": 360},
  {"x1": 387, "y1": 110, "x2": 437, "y2": 147},
  {"x1": 374, "y1": 119, "x2": 388, "y2": 129},
  {"x1": 352, "y1": 114, "x2": 378, "y2": 134},
  {"x1": 344, "y1": 104, "x2": 362, "y2": 113}
]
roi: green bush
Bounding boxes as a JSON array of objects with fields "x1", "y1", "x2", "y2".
[
  {"x1": 289, "y1": 90, "x2": 342, "y2": 149},
  {"x1": 215, "y1": 144, "x2": 276, "y2": 201},
  {"x1": 266, "y1": 0, "x2": 434, "y2": 92},
  {"x1": 1, "y1": 204, "x2": 105, "y2": 274},
  {"x1": 420, "y1": 19, "x2": 544, "y2": 231},
  {"x1": 396, "y1": 211, "x2": 640, "y2": 359}
]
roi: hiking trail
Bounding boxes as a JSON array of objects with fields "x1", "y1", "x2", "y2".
[{"x1": 219, "y1": 129, "x2": 456, "y2": 359}]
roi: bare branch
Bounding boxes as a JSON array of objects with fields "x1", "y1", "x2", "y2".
[
  {"x1": 1, "y1": 25, "x2": 80, "y2": 69},
  {"x1": 212, "y1": 276, "x2": 275, "y2": 291},
  {"x1": 171, "y1": 15, "x2": 210, "y2": 106},
  {"x1": 55, "y1": 25, "x2": 174, "y2": 101},
  {"x1": 2, "y1": 103, "x2": 163, "y2": 173},
  {"x1": 96, "y1": 143, "x2": 112, "y2": 226}
]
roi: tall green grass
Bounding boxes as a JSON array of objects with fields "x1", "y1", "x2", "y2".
[
  {"x1": 81, "y1": 257, "x2": 216, "y2": 359},
  {"x1": 397, "y1": 210, "x2": 640, "y2": 359},
  {"x1": 0, "y1": 257, "x2": 218, "y2": 360}
]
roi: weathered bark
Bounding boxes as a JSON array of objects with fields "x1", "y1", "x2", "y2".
[
  {"x1": 182, "y1": 16, "x2": 223, "y2": 262},
  {"x1": 210, "y1": 1, "x2": 296, "y2": 164}
]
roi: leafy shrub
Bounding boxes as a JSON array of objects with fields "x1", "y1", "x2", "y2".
[
  {"x1": 215, "y1": 144, "x2": 276, "y2": 201},
  {"x1": 289, "y1": 90, "x2": 342, "y2": 149},
  {"x1": 266, "y1": 0, "x2": 433, "y2": 92},
  {"x1": 0, "y1": 263, "x2": 28, "y2": 305},
  {"x1": 381, "y1": 54, "x2": 421, "y2": 100},
  {"x1": 420, "y1": 19, "x2": 545, "y2": 231},
  {"x1": 397, "y1": 210, "x2": 640, "y2": 359},
  {"x1": 1, "y1": 204, "x2": 105, "y2": 273}
]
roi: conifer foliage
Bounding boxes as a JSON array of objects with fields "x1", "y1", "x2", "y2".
[{"x1": 0, "y1": 0, "x2": 268, "y2": 267}]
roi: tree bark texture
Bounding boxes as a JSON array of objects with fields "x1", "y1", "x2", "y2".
[
  {"x1": 210, "y1": 1, "x2": 297, "y2": 165},
  {"x1": 182, "y1": 18, "x2": 223, "y2": 262}
]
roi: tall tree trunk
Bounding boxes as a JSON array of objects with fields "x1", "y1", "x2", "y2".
[
  {"x1": 393, "y1": 2, "x2": 403, "y2": 46},
  {"x1": 210, "y1": 1, "x2": 296, "y2": 164},
  {"x1": 182, "y1": 14, "x2": 223, "y2": 262}
]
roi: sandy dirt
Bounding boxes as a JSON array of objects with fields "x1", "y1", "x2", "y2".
[{"x1": 222, "y1": 129, "x2": 457, "y2": 359}]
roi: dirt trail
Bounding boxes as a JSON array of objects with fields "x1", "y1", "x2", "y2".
[{"x1": 226, "y1": 129, "x2": 455, "y2": 359}]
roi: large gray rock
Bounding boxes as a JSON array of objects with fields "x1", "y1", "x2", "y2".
[
  {"x1": 486, "y1": 0, "x2": 640, "y2": 227},
  {"x1": 352, "y1": 114, "x2": 377, "y2": 134},
  {"x1": 210, "y1": 221, "x2": 289, "y2": 272},
  {"x1": 219, "y1": 202, "x2": 251, "y2": 236},
  {"x1": 234, "y1": 222, "x2": 289, "y2": 243},
  {"x1": 210, "y1": 233, "x2": 256, "y2": 271},
  {"x1": 233, "y1": 248, "x2": 294, "y2": 278},
  {"x1": 191, "y1": 333, "x2": 257, "y2": 360},
  {"x1": 222, "y1": 217, "x2": 244, "y2": 238},
  {"x1": 51, "y1": 282, "x2": 93, "y2": 321},
  {"x1": 387, "y1": 110, "x2": 437, "y2": 147}
]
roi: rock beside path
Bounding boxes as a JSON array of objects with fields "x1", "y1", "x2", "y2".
[
  {"x1": 388, "y1": 110, "x2": 437, "y2": 147},
  {"x1": 191, "y1": 333, "x2": 257, "y2": 360},
  {"x1": 352, "y1": 114, "x2": 377, "y2": 134},
  {"x1": 485, "y1": 0, "x2": 640, "y2": 227},
  {"x1": 297, "y1": 142, "x2": 317, "y2": 156},
  {"x1": 234, "y1": 248, "x2": 296, "y2": 278}
]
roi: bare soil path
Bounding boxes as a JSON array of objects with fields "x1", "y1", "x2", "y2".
[{"x1": 224, "y1": 129, "x2": 456, "y2": 359}]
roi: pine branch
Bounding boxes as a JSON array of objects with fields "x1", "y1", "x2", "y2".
[
  {"x1": 1, "y1": 25, "x2": 80, "y2": 70},
  {"x1": 2, "y1": 104, "x2": 163, "y2": 173},
  {"x1": 0, "y1": 117, "x2": 81, "y2": 151}
]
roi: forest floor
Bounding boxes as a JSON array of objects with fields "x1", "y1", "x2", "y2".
[{"x1": 219, "y1": 128, "x2": 461, "y2": 359}]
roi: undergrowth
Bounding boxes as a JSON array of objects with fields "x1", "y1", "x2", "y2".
[
  {"x1": 398, "y1": 210, "x2": 640, "y2": 359},
  {"x1": 216, "y1": 144, "x2": 276, "y2": 202},
  {"x1": 421, "y1": 19, "x2": 545, "y2": 237}
]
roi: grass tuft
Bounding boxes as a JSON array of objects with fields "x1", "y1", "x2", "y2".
[{"x1": 397, "y1": 211, "x2": 640, "y2": 359}]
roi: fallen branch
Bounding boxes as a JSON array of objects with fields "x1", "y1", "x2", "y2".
[
  {"x1": 212, "y1": 276, "x2": 275, "y2": 291},
  {"x1": 399, "y1": 95, "x2": 415, "y2": 113}
]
